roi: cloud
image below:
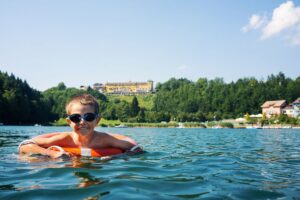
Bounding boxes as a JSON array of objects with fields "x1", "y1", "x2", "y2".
[
  {"x1": 242, "y1": 1, "x2": 300, "y2": 45},
  {"x1": 242, "y1": 14, "x2": 266, "y2": 32},
  {"x1": 262, "y1": 1, "x2": 300, "y2": 39}
]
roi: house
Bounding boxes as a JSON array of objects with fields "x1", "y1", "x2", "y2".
[
  {"x1": 261, "y1": 100, "x2": 287, "y2": 116},
  {"x1": 283, "y1": 104, "x2": 294, "y2": 117},
  {"x1": 292, "y1": 97, "x2": 300, "y2": 117},
  {"x1": 92, "y1": 83, "x2": 105, "y2": 93},
  {"x1": 79, "y1": 85, "x2": 88, "y2": 90}
]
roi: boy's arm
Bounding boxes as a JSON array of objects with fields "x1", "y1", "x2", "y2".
[
  {"x1": 32, "y1": 133, "x2": 68, "y2": 147},
  {"x1": 19, "y1": 143, "x2": 66, "y2": 158},
  {"x1": 19, "y1": 133, "x2": 70, "y2": 158},
  {"x1": 108, "y1": 136, "x2": 143, "y2": 154}
]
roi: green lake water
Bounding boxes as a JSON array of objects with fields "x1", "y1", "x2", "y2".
[{"x1": 0, "y1": 126, "x2": 299, "y2": 199}]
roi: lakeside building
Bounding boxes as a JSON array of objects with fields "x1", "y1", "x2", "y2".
[
  {"x1": 261, "y1": 98, "x2": 300, "y2": 118},
  {"x1": 283, "y1": 104, "x2": 294, "y2": 117},
  {"x1": 261, "y1": 100, "x2": 287, "y2": 116},
  {"x1": 291, "y1": 97, "x2": 300, "y2": 117},
  {"x1": 93, "y1": 80, "x2": 154, "y2": 95},
  {"x1": 79, "y1": 85, "x2": 88, "y2": 90}
]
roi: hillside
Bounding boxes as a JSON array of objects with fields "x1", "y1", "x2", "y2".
[{"x1": 107, "y1": 94, "x2": 155, "y2": 110}]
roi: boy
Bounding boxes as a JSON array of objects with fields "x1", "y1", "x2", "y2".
[{"x1": 19, "y1": 94, "x2": 142, "y2": 158}]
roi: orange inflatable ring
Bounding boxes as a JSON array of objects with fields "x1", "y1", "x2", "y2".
[{"x1": 33, "y1": 132, "x2": 138, "y2": 157}]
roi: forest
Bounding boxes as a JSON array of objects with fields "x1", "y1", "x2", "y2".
[{"x1": 0, "y1": 70, "x2": 299, "y2": 125}]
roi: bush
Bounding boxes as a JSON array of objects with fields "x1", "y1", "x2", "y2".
[
  {"x1": 220, "y1": 122, "x2": 234, "y2": 128},
  {"x1": 124, "y1": 122, "x2": 178, "y2": 128},
  {"x1": 207, "y1": 121, "x2": 217, "y2": 127},
  {"x1": 184, "y1": 122, "x2": 206, "y2": 128}
]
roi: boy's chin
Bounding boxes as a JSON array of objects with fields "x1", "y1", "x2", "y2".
[{"x1": 76, "y1": 128, "x2": 91, "y2": 135}]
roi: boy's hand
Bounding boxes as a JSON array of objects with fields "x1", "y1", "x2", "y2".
[
  {"x1": 47, "y1": 146, "x2": 71, "y2": 158},
  {"x1": 126, "y1": 145, "x2": 144, "y2": 155},
  {"x1": 48, "y1": 150, "x2": 70, "y2": 159}
]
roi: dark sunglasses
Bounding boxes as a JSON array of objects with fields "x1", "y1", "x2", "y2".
[{"x1": 67, "y1": 113, "x2": 99, "y2": 123}]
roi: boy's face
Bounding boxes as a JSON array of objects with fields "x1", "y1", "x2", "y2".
[{"x1": 66, "y1": 102, "x2": 100, "y2": 136}]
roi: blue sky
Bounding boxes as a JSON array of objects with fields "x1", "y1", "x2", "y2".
[{"x1": 0, "y1": 0, "x2": 299, "y2": 91}]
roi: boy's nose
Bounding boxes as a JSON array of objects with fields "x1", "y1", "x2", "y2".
[{"x1": 79, "y1": 118, "x2": 86, "y2": 124}]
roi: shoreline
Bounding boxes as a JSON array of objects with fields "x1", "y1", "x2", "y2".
[{"x1": 1, "y1": 123, "x2": 300, "y2": 129}]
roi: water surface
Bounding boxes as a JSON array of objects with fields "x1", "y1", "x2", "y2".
[{"x1": 0, "y1": 126, "x2": 299, "y2": 199}]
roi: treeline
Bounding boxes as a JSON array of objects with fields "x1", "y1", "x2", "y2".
[
  {"x1": 0, "y1": 71, "x2": 108, "y2": 124},
  {"x1": 0, "y1": 70, "x2": 300, "y2": 125},
  {"x1": 153, "y1": 73, "x2": 300, "y2": 121},
  {"x1": 0, "y1": 72, "x2": 53, "y2": 124}
]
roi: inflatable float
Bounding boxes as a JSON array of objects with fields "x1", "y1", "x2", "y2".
[{"x1": 33, "y1": 133, "x2": 138, "y2": 157}]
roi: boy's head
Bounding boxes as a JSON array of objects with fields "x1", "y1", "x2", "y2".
[{"x1": 66, "y1": 94, "x2": 99, "y2": 115}]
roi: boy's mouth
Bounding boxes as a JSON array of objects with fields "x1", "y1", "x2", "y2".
[
  {"x1": 79, "y1": 126, "x2": 88, "y2": 129},
  {"x1": 76, "y1": 126, "x2": 89, "y2": 130}
]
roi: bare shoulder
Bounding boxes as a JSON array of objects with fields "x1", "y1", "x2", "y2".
[
  {"x1": 92, "y1": 131, "x2": 134, "y2": 150},
  {"x1": 93, "y1": 131, "x2": 111, "y2": 140},
  {"x1": 90, "y1": 131, "x2": 115, "y2": 147}
]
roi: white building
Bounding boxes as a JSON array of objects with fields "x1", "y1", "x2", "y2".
[
  {"x1": 282, "y1": 97, "x2": 300, "y2": 118},
  {"x1": 293, "y1": 97, "x2": 300, "y2": 117}
]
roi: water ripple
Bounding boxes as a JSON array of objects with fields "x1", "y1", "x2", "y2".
[{"x1": 0, "y1": 127, "x2": 300, "y2": 199}]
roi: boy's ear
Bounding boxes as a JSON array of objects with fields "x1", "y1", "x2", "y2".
[{"x1": 96, "y1": 116, "x2": 101, "y2": 124}]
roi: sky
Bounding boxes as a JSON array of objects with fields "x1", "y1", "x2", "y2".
[{"x1": 0, "y1": 0, "x2": 300, "y2": 91}]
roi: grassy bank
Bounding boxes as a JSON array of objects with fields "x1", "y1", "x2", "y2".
[
  {"x1": 51, "y1": 118, "x2": 123, "y2": 127},
  {"x1": 51, "y1": 118, "x2": 206, "y2": 128},
  {"x1": 51, "y1": 117, "x2": 299, "y2": 128},
  {"x1": 107, "y1": 94, "x2": 155, "y2": 110}
]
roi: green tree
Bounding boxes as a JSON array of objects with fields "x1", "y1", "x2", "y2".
[
  {"x1": 57, "y1": 82, "x2": 66, "y2": 90},
  {"x1": 131, "y1": 96, "x2": 140, "y2": 117},
  {"x1": 137, "y1": 108, "x2": 146, "y2": 122}
]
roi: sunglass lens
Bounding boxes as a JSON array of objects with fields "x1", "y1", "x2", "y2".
[
  {"x1": 69, "y1": 114, "x2": 81, "y2": 123},
  {"x1": 84, "y1": 113, "x2": 96, "y2": 121}
]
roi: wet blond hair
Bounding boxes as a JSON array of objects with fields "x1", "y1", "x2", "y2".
[{"x1": 65, "y1": 94, "x2": 99, "y2": 115}]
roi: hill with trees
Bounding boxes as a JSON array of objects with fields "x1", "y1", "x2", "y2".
[
  {"x1": 0, "y1": 72, "x2": 53, "y2": 124},
  {"x1": 152, "y1": 73, "x2": 300, "y2": 122},
  {"x1": 0, "y1": 70, "x2": 299, "y2": 125}
]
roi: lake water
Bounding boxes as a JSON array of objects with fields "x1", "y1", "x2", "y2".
[{"x1": 0, "y1": 126, "x2": 299, "y2": 200}]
